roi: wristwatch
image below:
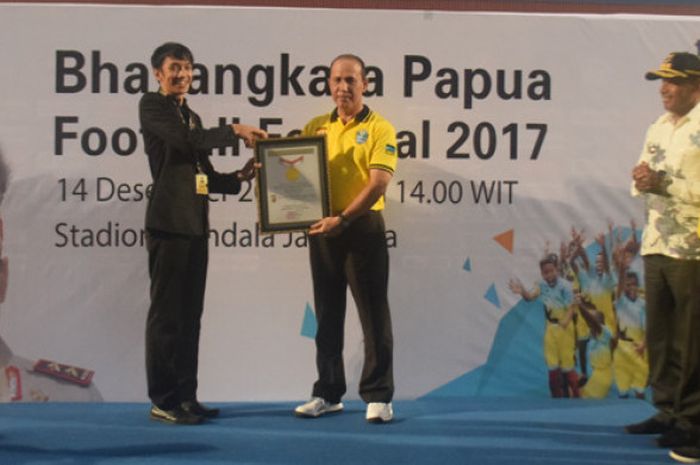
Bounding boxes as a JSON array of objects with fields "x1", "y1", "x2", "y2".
[{"x1": 338, "y1": 213, "x2": 351, "y2": 229}]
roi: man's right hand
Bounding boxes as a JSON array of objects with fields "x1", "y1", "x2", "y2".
[
  {"x1": 633, "y1": 162, "x2": 666, "y2": 193},
  {"x1": 309, "y1": 216, "x2": 345, "y2": 237}
]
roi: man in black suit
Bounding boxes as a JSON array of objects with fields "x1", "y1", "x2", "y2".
[{"x1": 139, "y1": 42, "x2": 266, "y2": 425}]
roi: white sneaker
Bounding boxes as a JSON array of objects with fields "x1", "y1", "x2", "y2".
[
  {"x1": 294, "y1": 397, "x2": 343, "y2": 418},
  {"x1": 670, "y1": 448, "x2": 700, "y2": 464},
  {"x1": 366, "y1": 402, "x2": 393, "y2": 423}
]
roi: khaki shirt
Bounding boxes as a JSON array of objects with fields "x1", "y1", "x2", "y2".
[{"x1": 632, "y1": 103, "x2": 700, "y2": 259}]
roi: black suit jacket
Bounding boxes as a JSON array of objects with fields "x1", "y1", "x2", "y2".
[{"x1": 139, "y1": 92, "x2": 242, "y2": 236}]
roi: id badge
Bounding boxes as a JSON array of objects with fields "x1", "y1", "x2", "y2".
[{"x1": 196, "y1": 173, "x2": 209, "y2": 195}]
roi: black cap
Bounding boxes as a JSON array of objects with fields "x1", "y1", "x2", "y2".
[{"x1": 646, "y1": 52, "x2": 700, "y2": 80}]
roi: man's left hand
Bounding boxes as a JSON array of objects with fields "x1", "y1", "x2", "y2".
[{"x1": 236, "y1": 157, "x2": 260, "y2": 182}]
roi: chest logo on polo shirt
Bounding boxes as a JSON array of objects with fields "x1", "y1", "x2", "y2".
[{"x1": 355, "y1": 129, "x2": 369, "y2": 144}]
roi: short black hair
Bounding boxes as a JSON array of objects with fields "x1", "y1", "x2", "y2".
[
  {"x1": 150, "y1": 42, "x2": 194, "y2": 69},
  {"x1": 625, "y1": 271, "x2": 639, "y2": 285},
  {"x1": 539, "y1": 254, "x2": 558, "y2": 269},
  {"x1": 330, "y1": 53, "x2": 367, "y2": 79}
]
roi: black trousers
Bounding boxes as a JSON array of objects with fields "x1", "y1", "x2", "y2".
[
  {"x1": 145, "y1": 229, "x2": 208, "y2": 410},
  {"x1": 309, "y1": 211, "x2": 394, "y2": 404},
  {"x1": 644, "y1": 254, "x2": 700, "y2": 428}
]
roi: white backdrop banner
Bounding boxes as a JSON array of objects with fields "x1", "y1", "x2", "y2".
[{"x1": 0, "y1": 4, "x2": 698, "y2": 402}]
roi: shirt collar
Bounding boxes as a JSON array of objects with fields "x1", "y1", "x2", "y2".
[
  {"x1": 660, "y1": 100, "x2": 700, "y2": 125},
  {"x1": 159, "y1": 89, "x2": 188, "y2": 107},
  {"x1": 330, "y1": 104, "x2": 370, "y2": 123}
]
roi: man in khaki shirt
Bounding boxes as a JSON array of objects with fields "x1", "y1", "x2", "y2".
[{"x1": 623, "y1": 52, "x2": 700, "y2": 464}]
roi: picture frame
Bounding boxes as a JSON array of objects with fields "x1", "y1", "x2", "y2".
[{"x1": 254, "y1": 135, "x2": 331, "y2": 234}]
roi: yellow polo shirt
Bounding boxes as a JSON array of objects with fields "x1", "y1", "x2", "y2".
[{"x1": 302, "y1": 105, "x2": 397, "y2": 212}]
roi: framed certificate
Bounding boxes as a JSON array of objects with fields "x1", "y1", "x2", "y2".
[{"x1": 255, "y1": 135, "x2": 331, "y2": 234}]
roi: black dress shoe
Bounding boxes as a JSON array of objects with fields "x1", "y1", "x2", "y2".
[
  {"x1": 658, "y1": 428, "x2": 696, "y2": 448},
  {"x1": 150, "y1": 405, "x2": 203, "y2": 425},
  {"x1": 625, "y1": 417, "x2": 673, "y2": 435},
  {"x1": 181, "y1": 400, "x2": 220, "y2": 418}
]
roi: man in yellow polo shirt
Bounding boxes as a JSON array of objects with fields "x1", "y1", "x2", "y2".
[{"x1": 294, "y1": 54, "x2": 398, "y2": 423}]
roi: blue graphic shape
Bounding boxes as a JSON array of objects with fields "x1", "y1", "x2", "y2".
[
  {"x1": 300, "y1": 303, "x2": 317, "y2": 339},
  {"x1": 423, "y1": 299, "x2": 548, "y2": 398},
  {"x1": 463, "y1": 258, "x2": 471, "y2": 272},
  {"x1": 484, "y1": 284, "x2": 500, "y2": 308}
]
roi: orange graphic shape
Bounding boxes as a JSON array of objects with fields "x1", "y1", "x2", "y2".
[{"x1": 493, "y1": 229, "x2": 514, "y2": 254}]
